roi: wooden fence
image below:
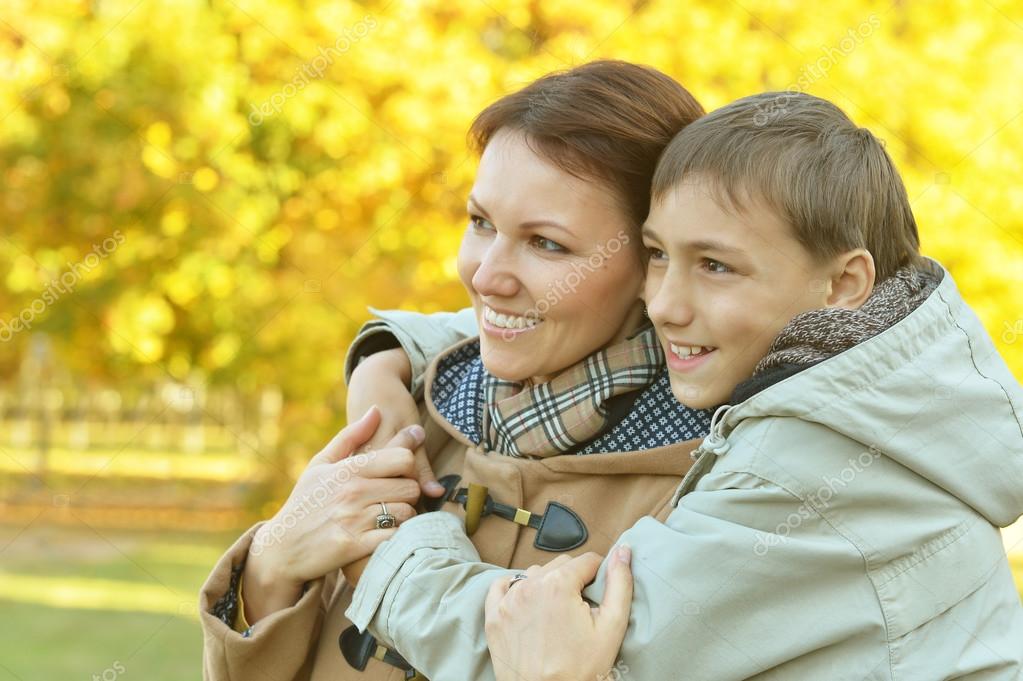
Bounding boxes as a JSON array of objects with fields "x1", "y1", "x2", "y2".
[{"x1": 0, "y1": 361, "x2": 281, "y2": 531}]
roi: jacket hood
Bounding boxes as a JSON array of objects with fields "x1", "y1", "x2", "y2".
[{"x1": 721, "y1": 259, "x2": 1023, "y2": 528}]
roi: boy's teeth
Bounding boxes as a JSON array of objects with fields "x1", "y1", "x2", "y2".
[
  {"x1": 484, "y1": 306, "x2": 540, "y2": 330},
  {"x1": 669, "y1": 343, "x2": 711, "y2": 359}
]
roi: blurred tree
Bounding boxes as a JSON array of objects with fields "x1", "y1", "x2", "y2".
[{"x1": 1, "y1": 0, "x2": 1021, "y2": 478}]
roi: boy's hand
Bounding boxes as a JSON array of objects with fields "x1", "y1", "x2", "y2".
[{"x1": 484, "y1": 547, "x2": 634, "y2": 681}]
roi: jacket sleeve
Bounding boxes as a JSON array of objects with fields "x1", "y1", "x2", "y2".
[
  {"x1": 343, "y1": 307, "x2": 478, "y2": 398},
  {"x1": 345, "y1": 512, "x2": 512, "y2": 681},
  {"x1": 199, "y1": 523, "x2": 334, "y2": 681},
  {"x1": 346, "y1": 468, "x2": 875, "y2": 681}
]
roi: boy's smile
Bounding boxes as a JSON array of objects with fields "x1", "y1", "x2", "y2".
[{"x1": 642, "y1": 177, "x2": 837, "y2": 408}]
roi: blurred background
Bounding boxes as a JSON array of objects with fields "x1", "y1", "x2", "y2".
[{"x1": 1, "y1": 0, "x2": 1022, "y2": 678}]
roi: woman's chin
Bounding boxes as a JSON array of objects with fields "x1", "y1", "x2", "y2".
[{"x1": 478, "y1": 348, "x2": 535, "y2": 383}]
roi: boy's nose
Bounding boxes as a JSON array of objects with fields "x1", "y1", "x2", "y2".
[{"x1": 646, "y1": 279, "x2": 694, "y2": 328}]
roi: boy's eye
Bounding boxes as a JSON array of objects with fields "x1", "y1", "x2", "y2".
[
  {"x1": 702, "y1": 258, "x2": 732, "y2": 274},
  {"x1": 469, "y1": 215, "x2": 495, "y2": 232},
  {"x1": 530, "y1": 235, "x2": 567, "y2": 253},
  {"x1": 645, "y1": 246, "x2": 667, "y2": 261}
]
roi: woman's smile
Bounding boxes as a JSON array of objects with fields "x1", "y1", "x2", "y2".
[{"x1": 481, "y1": 304, "x2": 544, "y2": 334}]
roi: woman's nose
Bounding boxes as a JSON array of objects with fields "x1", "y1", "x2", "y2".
[{"x1": 471, "y1": 243, "x2": 519, "y2": 298}]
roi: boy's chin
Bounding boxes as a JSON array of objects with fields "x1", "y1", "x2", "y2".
[{"x1": 669, "y1": 379, "x2": 724, "y2": 410}]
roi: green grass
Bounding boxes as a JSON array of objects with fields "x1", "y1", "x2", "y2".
[
  {"x1": 0, "y1": 524, "x2": 243, "y2": 681},
  {"x1": 0, "y1": 525, "x2": 1020, "y2": 681}
]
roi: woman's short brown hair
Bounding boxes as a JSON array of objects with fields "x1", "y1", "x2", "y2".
[
  {"x1": 468, "y1": 60, "x2": 705, "y2": 230},
  {"x1": 652, "y1": 91, "x2": 922, "y2": 281}
]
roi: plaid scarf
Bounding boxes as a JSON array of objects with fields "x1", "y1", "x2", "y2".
[{"x1": 481, "y1": 325, "x2": 664, "y2": 458}]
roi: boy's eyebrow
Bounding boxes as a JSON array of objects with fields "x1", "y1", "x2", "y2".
[
  {"x1": 640, "y1": 225, "x2": 744, "y2": 255},
  {"x1": 686, "y1": 239, "x2": 745, "y2": 255},
  {"x1": 468, "y1": 194, "x2": 571, "y2": 234}
]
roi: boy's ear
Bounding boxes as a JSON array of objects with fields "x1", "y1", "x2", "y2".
[{"x1": 826, "y1": 248, "x2": 875, "y2": 310}]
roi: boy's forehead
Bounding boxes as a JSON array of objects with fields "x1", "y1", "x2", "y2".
[{"x1": 647, "y1": 181, "x2": 793, "y2": 250}]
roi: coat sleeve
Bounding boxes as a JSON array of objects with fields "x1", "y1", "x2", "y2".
[
  {"x1": 343, "y1": 307, "x2": 478, "y2": 398},
  {"x1": 199, "y1": 523, "x2": 336, "y2": 681},
  {"x1": 345, "y1": 512, "x2": 512, "y2": 681},
  {"x1": 346, "y1": 469, "x2": 877, "y2": 681}
]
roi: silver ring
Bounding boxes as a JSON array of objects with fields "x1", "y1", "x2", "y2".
[
  {"x1": 375, "y1": 502, "x2": 397, "y2": 529},
  {"x1": 509, "y1": 573, "x2": 528, "y2": 587}
]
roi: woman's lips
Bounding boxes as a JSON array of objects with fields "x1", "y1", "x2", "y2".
[
  {"x1": 480, "y1": 304, "x2": 543, "y2": 339},
  {"x1": 481, "y1": 316, "x2": 543, "y2": 339}
]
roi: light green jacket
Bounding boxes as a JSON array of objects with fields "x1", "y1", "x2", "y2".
[{"x1": 344, "y1": 263, "x2": 1023, "y2": 680}]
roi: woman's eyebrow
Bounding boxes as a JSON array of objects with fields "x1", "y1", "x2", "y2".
[
  {"x1": 468, "y1": 194, "x2": 570, "y2": 234},
  {"x1": 467, "y1": 194, "x2": 490, "y2": 216}
]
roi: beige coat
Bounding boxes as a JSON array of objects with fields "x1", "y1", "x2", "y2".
[{"x1": 199, "y1": 336, "x2": 699, "y2": 681}]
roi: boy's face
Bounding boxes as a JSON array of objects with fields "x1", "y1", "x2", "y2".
[{"x1": 642, "y1": 179, "x2": 834, "y2": 409}]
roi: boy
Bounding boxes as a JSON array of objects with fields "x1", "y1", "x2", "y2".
[{"x1": 344, "y1": 92, "x2": 1023, "y2": 679}]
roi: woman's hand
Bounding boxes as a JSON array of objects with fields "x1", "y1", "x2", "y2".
[
  {"x1": 241, "y1": 406, "x2": 423, "y2": 623},
  {"x1": 484, "y1": 547, "x2": 634, "y2": 681},
  {"x1": 347, "y1": 347, "x2": 445, "y2": 498}
]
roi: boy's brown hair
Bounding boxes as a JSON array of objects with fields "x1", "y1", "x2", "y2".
[
  {"x1": 651, "y1": 91, "x2": 921, "y2": 280},
  {"x1": 469, "y1": 60, "x2": 705, "y2": 230}
]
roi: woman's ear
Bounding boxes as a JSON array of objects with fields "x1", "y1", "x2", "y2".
[{"x1": 827, "y1": 248, "x2": 876, "y2": 310}]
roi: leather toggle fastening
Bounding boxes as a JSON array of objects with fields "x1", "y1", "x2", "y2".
[
  {"x1": 432, "y1": 474, "x2": 588, "y2": 552},
  {"x1": 339, "y1": 626, "x2": 413, "y2": 672}
]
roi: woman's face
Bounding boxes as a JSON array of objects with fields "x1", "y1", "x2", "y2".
[{"x1": 458, "y1": 128, "x2": 646, "y2": 383}]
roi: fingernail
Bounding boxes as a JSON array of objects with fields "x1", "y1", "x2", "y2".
[
  {"x1": 363, "y1": 404, "x2": 378, "y2": 419},
  {"x1": 616, "y1": 544, "x2": 632, "y2": 564},
  {"x1": 407, "y1": 424, "x2": 426, "y2": 443},
  {"x1": 425, "y1": 481, "x2": 445, "y2": 495}
]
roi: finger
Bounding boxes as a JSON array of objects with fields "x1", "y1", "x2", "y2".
[
  {"x1": 345, "y1": 447, "x2": 418, "y2": 480},
  {"x1": 315, "y1": 406, "x2": 382, "y2": 464},
  {"x1": 414, "y1": 445, "x2": 446, "y2": 497},
  {"x1": 365, "y1": 501, "x2": 416, "y2": 528},
  {"x1": 385, "y1": 424, "x2": 426, "y2": 452},
  {"x1": 596, "y1": 545, "x2": 633, "y2": 635},
  {"x1": 556, "y1": 552, "x2": 605, "y2": 591},
  {"x1": 347, "y1": 477, "x2": 422, "y2": 506},
  {"x1": 485, "y1": 574, "x2": 513, "y2": 623},
  {"x1": 532, "y1": 554, "x2": 573, "y2": 576},
  {"x1": 353, "y1": 527, "x2": 397, "y2": 554}
]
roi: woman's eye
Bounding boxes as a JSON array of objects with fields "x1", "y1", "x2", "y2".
[
  {"x1": 702, "y1": 258, "x2": 732, "y2": 274},
  {"x1": 530, "y1": 235, "x2": 567, "y2": 253},
  {"x1": 468, "y1": 215, "x2": 494, "y2": 232}
]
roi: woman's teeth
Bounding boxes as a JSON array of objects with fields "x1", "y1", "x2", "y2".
[
  {"x1": 484, "y1": 306, "x2": 541, "y2": 330},
  {"x1": 669, "y1": 343, "x2": 714, "y2": 359}
]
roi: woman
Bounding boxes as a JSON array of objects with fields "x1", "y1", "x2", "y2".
[{"x1": 199, "y1": 60, "x2": 709, "y2": 681}]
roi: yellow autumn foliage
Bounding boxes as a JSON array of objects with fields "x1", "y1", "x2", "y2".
[{"x1": 1, "y1": 0, "x2": 1021, "y2": 461}]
